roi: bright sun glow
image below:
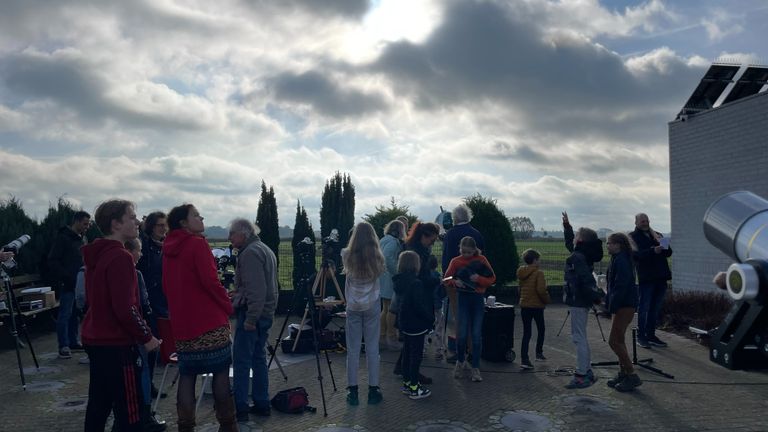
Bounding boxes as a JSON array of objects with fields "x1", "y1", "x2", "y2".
[{"x1": 341, "y1": 0, "x2": 442, "y2": 62}]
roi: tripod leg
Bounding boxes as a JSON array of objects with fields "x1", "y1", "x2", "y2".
[
  {"x1": 324, "y1": 349, "x2": 337, "y2": 391},
  {"x1": 592, "y1": 307, "x2": 606, "y2": 342},
  {"x1": 292, "y1": 307, "x2": 311, "y2": 353},
  {"x1": 268, "y1": 307, "x2": 292, "y2": 372},
  {"x1": 267, "y1": 344, "x2": 288, "y2": 381},
  {"x1": 556, "y1": 310, "x2": 570, "y2": 337}
]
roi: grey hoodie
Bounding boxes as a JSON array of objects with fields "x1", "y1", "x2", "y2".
[{"x1": 232, "y1": 235, "x2": 279, "y2": 325}]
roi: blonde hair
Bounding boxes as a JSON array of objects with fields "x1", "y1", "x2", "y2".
[
  {"x1": 397, "y1": 250, "x2": 421, "y2": 274},
  {"x1": 342, "y1": 222, "x2": 385, "y2": 280}
]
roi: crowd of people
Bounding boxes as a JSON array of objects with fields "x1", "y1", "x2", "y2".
[{"x1": 42, "y1": 198, "x2": 676, "y2": 431}]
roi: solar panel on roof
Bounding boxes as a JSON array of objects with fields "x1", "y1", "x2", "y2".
[
  {"x1": 722, "y1": 66, "x2": 768, "y2": 104},
  {"x1": 678, "y1": 64, "x2": 740, "y2": 117}
]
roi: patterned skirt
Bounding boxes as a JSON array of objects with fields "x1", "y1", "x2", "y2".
[{"x1": 176, "y1": 325, "x2": 232, "y2": 376}]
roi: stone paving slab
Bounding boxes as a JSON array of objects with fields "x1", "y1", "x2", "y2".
[{"x1": 1, "y1": 306, "x2": 767, "y2": 431}]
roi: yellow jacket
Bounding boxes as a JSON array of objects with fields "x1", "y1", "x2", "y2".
[{"x1": 517, "y1": 264, "x2": 550, "y2": 308}]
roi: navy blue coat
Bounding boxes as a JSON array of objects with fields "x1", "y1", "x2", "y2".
[{"x1": 606, "y1": 251, "x2": 638, "y2": 314}]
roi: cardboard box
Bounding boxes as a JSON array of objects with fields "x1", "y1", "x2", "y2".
[{"x1": 24, "y1": 291, "x2": 57, "y2": 308}]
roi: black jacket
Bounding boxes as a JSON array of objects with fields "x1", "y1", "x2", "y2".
[
  {"x1": 563, "y1": 222, "x2": 604, "y2": 270},
  {"x1": 136, "y1": 233, "x2": 168, "y2": 317},
  {"x1": 630, "y1": 228, "x2": 672, "y2": 283},
  {"x1": 404, "y1": 241, "x2": 434, "y2": 285},
  {"x1": 606, "y1": 251, "x2": 638, "y2": 314},
  {"x1": 564, "y1": 251, "x2": 600, "y2": 308},
  {"x1": 47, "y1": 227, "x2": 85, "y2": 293},
  {"x1": 393, "y1": 271, "x2": 434, "y2": 335}
]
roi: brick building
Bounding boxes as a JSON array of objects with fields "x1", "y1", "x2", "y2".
[{"x1": 668, "y1": 64, "x2": 768, "y2": 292}]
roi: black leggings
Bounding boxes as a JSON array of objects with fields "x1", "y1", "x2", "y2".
[
  {"x1": 401, "y1": 333, "x2": 426, "y2": 386},
  {"x1": 520, "y1": 308, "x2": 545, "y2": 362}
]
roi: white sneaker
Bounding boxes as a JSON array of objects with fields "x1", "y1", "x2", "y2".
[
  {"x1": 453, "y1": 361, "x2": 466, "y2": 379},
  {"x1": 471, "y1": 368, "x2": 483, "y2": 382},
  {"x1": 78, "y1": 356, "x2": 90, "y2": 365}
]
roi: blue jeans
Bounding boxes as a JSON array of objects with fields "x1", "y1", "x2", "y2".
[
  {"x1": 457, "y1": 292, "x2": 484, "y2": 368},
  {"x1": 233, "y1": 309, "x2": 272, "y2": 413},
  {"x1": 57, "y1": 291, "x2": 79, "y2": 349},
  {"x1": 569, "y1": 307, "x2": 591, "y2": 375},
  {"x1": 346, "y1": 306, "x2": 381, "y2": 387},
  {"x1": 637, "y1": 281, "x2": 667, "y2": 340}
]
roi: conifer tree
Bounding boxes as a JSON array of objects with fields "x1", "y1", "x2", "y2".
[
  {"x1": 464, "y1": 194, "x2": 519, "y2": 286},
  {"x1": 256, "y1": 180, "x2": 280, "y2": 264}
]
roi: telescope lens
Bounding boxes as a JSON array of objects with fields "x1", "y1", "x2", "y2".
[{"x1": 728, "y1": 271, "x2": 743, "y2": 295}]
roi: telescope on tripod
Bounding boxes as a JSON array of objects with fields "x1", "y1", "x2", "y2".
[
  {"x1": 703, "y1": 191, "x2": 768, "y2": 370},
  {"x1": 1, "y1": 234, "x2": 40, "y2": 389}
]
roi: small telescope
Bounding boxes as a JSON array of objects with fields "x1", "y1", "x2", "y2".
[
  {"x1": 2, "y1": 235, "x2": 31, "y2": 253},
  {"x1": 703, "y1": 191, "x2": 768, "y2": 369},
  {"x1": 1, "y1": 235, "x2": 31, "y2": 270}
]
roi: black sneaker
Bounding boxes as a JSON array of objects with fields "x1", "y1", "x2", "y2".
[
  {"x1": 535, "y1": 353, "x2": 547, "y2": 361},
  {"x1": 248, "y1": 405, "x2": 271, "y2": 416},
  {"x1": 367, "y1": 386, "x2": 383, "y2": 405},
  {"x1": 69, "y1": 343, "x2": 85, "y2": 352},
  {"x1": 235, "y1": 411, "x2": 249, "y2": 423},
  {"x1": 520, "y1": 361, "x2": 534, "y2": 370},
  {"x1": 408, "y1": 384, "x2": 431, "y2": 400},
  {"x1": 58, "y1": 347, "x2": 72, "y2": 359},
  {"x1": 614, "y1": 373, "x2": 642, "y2": 392},
  {"x1": 637, "y1": 338, "x2": 651, "y2": 349},
  {"x1": 606, "y1": 371, "x2": 627, "y2": 388},
  {"x1": 346, "y1": 386, "x2": 359, "y2": 406},
  {"x1": 648, "y1": 336, "x2": 668, "y2": 347}
]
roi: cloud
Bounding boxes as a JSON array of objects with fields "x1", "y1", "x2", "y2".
[{"x1": 270, "y1": 71, "x2": 388, "y2": 118}]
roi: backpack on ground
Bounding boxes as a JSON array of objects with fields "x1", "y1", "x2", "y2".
[{"x1": 271, "y1": 387, "x2": 313, "y2": 413}]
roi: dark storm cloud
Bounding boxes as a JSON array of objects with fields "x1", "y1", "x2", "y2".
[
  {"x1": 371, "y1": 0, "x2": 705, "y2": 144},
  {"x1": 0, "y1": 52, "x2": 208, "y2": 131},
  {"x1": 270, "y1": 71, "x2": 388, "y2": 118}
]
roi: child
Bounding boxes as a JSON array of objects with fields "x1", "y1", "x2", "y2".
[
  {"x1": 605, "y1": 233, "x2": 642, "y2": 392},
  {"x1": 444, "y1": 236, "x2": 496, "y2": 382},
  {"x1": 125, "y1": 238, "x2": 166, "y2": 431},
  {"x1": 392, "y1": 250, "x2": 434, "y2": 400},
  {"x1": 561, "y1": 212, "x2": 604, "y2": 389},
  {"x1": 342, "y1": 222, "x2": 386, "y2": 406},
  {"x1": 82, "y1": 200, "x2": 161, "y2": 432},
  {"x1": 517, "y1": 249, "x2": 550, "y2": 369}
]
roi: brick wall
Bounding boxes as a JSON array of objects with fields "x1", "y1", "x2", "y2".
[{"x1": 669, "y1": 91, "x2": 768, "y2": 292}]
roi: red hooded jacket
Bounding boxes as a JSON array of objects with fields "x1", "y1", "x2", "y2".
[
  {"x1": 162, "y1": 229, "x2": 233, "y2": 341},
  {"x1": 81, "y1": 239, "x2": 153, "y2": 346}
]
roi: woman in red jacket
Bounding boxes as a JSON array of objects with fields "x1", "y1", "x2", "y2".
[{"x1": 162, "y1": 204, "x2": 237, "y2": 432}]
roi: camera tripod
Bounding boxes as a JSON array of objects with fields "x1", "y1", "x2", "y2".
[
  {"x1": 592, "y1": 327, "x2": 675, "y2": 379},
  {"x1": 557, "y1": 305, "x2": 606, "y2": 342},
  {"x1": 1, "y1": 265, "x2": 40, "y2": 389}
]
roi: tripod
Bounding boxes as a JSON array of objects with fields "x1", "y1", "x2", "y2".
[
  {"x1": 591, "y1": 327, "x2": 675, "y2": 379},
  {"x1": 557, "y1": 305, "x2": 606, "y2": 342},
  {"x1": 1, "y1": 265, "x2": 40, "y2": 389},
  {"x1": 291, "y1": 262, "x2": 345, "y2": 352}
]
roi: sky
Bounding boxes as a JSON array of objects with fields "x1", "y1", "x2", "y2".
[{"x1": 1, "y1": 0, "x2": 767, "y2": 233}]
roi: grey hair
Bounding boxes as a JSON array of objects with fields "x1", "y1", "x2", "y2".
[
  {"x1": 383, "y1": 220, "x2": 405, "y2": 240},
  {"x1": 229, "y1": 218, "x2": 260, "y2": 236},
  {"x1": 452, "y1": 204, "x2": 473, "y2": 224}
]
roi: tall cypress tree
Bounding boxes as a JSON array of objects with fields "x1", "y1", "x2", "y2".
[
  {"x1": 339, "y1": 173, "x2": 356, "y2": 248},
  {"x1": 256, "y1": 180, "x2": 280, "y2": 265}
]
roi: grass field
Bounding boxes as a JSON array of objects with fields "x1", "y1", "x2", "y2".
[{"x1": 210, "y1": 237, "x2": 614, "y2": 289}]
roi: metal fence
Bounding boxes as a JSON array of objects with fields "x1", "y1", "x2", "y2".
[{"x1": 211, "y1": 238, "x2": 612, "y2": 291}]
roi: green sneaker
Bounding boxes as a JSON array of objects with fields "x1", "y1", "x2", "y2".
[
  {"x1": 367, "y1": 386, "x2": 383, "y2": 405},
  {"x1": 346, "y1": 386, "x2": 359, "y2": 406}
]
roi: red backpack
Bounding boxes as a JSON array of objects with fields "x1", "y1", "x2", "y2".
[{"x1": 271, "y1": 387, "x2": 313, "y2": 414}]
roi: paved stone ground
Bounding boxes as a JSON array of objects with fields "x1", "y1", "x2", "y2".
[{"x1": 2, "y1": 305, "x2": 767, "y2": 432}]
